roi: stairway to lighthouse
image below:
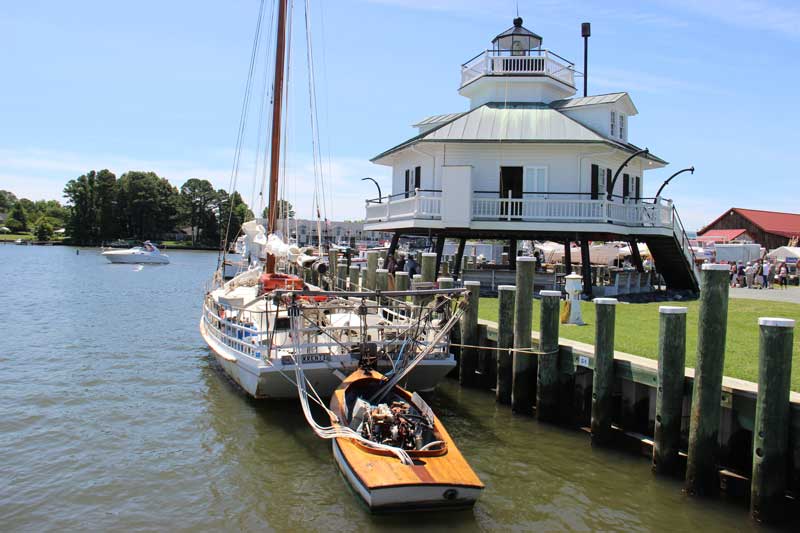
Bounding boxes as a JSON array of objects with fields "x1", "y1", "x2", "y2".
[{"x1": 641, "y1": 234, "x2": 700, "y2": 293}]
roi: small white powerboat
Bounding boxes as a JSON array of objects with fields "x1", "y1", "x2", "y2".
[{"x1": 102, "y1": 241, "x2": 170, "y2": 264}]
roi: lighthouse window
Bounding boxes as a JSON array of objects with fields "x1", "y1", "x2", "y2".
[
  {"x1": 610, "y1": 111, "x2": 616, "y2": 137},
  {"x1": 619, "y1": 114, "x2": 626, "y2": 140}
]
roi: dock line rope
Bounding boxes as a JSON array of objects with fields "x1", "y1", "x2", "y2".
[{"x1": 450, "y1": 343, "x2": 560, "y2": 357}]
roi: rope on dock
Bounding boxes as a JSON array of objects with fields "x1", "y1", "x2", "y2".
[{"x1": 449, "y1": 342, "x2": 559, "y2": 357}]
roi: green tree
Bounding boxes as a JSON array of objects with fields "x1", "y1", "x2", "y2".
[
  {"x1": 94, "y1": 169, "x2": 118, "y2": 241},
  {"x1": 262, "y1": 199, "x2": 295, "y2": 221},
  {"x1": 7, "y1": 202, "x2": 28, "y2": 232},
  {"x1": 63, "y1": 171, "x2": 98, "y2": 244},
  {"x1": 35, "y1": 219, "x2": 53, "y2": 241},
  {"x1": 0, "y1": 190, "x2": 17, "y2": 212},
  {"x1": 216, "y1": 190, "x2": 252, "y2": 246},
  {"x1": 179, "y1": 178, "x2": 217, "y2": 245},
  {"x1": 117, "y1": 171, "x2": 178, "y2": 239}
]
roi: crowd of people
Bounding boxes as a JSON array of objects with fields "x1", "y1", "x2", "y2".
[{"x1": 728, "y1": 259, "x2": 791, "y2": 289}]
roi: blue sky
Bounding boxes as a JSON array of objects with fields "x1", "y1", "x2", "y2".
[{"x1": 1, "y1": 0, "x2": 798, "y2": 230}]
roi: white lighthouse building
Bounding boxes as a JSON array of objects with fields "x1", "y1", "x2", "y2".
[{"x1": 363, "y1": 18, "x2": 699, "y2": 294}]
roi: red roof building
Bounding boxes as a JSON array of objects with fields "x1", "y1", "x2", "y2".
[
  {"x1": 694, "y1": 228, "x2": 754, "y2": 244},
  {"x1": 699, "y1": 208, "x2": 800, "y2": 249}
]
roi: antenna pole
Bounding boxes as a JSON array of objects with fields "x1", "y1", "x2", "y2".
[
  {"x1": 582, "y1": 22, "x2": 591, "y2": 97},
  {"x1": 266, "y1": 0, "x2": 289, "y2": 273}
]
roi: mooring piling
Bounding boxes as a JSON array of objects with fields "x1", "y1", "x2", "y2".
[
  {"x1": 459, "y1": 280, "x2": 481, "y2": 388},
  {"x1": 395, "y1": 270, "x2": 409, "y2": 291},
  {"x1": 365, "y1": 251, "x2": 378, "y2": 291},
  {"x1": 421, "y1": 252, "x2": 437, "y2": 282},
  {"x1": 537, "y1": 290, "x2": 561, "y2": 422},
  {"x1": 348, "y1": 265, "x2": 359, "y2": 291},
  {"x1": 437, "y1": 277, "x2": 453, "y2": 290},
  {"x1": 750, "y1": 317, "x2": 795, "y2": 523},
  {"x1": 496, "y1": 285, "x2": 516, "y2": 405},
  {"x1": 591, "y1": 297, "x2": 617, "y2": 446},
  {"x1": 337, "y1": 261, "x2": 348, "y2": 291},
  {"x1": 328, "y1": 249, "x2": 338, "y2": 288},
  {"x1": 685, "y1": 264, "x2": 729, "y2": 497},
  {"x1": 376, "y1": 268, "x2": 388, "y2": 291},
  {"x1": 653, "y1": 306, "x2": 688, "y2": 476},
  {"x1": 512, "y1": 257, "x2": 536, "y2": 414}
]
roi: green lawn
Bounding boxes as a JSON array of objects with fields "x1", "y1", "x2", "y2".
[
  {"x1": 0, "y1": 233, "x2": 33, "y2": 241},
  {"x1": 479, "y1": 297, "x2": 800, "y2": 391}
]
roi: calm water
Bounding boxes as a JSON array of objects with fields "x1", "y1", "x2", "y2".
[{"x1": 0, "y1": 245, "x2": 785, "y2": 531}]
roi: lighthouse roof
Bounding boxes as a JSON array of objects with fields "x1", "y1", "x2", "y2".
[{"x1": 373, "y1": 102, "x2": 665, "y2": 164}]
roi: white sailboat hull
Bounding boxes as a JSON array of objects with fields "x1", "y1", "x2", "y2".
[{"x1": 200, "y1": 317, "x2": 456, "y2": 399}]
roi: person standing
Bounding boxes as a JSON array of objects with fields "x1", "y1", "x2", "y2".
[
  {"x1": 778, "y1": 262, "x2": 788, "y2": 289},
  {"x1": 762, "y1": 260, "x2": 771, "y2": 289},
  {"x1": 737, "y1": 261, "x2": 746, "y2": 288},
  {"x1": 405, "y1": 254, "x2": 418, "y2": 277},
  {"x1": 745, "y1": 262, "x2": 754, "y2": 289},
  {"x1": 729, "y1": 262, "x2": 737, "y2": 288}
]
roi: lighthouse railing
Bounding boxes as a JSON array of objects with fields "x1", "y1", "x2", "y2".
[{"x1": 461, "y1": 49, "x2": 576, "y2": 88}]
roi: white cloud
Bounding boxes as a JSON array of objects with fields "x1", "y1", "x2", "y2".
[
  {"x1": 0, "y1": 147, "x2": 388, "y2": 222},
  {"x1": 663, "y1": 0, "x2": 800, "y2": 37}
]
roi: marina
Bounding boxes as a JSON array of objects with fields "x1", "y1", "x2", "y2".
[
  {"x1": 3, "y1": 0, "x2": 800, "y2": 530},
  {"x1": 0, "y1": 245, "x2": 787, "y2": 531}
]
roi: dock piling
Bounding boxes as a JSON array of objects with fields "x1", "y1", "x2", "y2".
[
  {"x1": 366, "y1": 251, "x2": 378, "y2": 291},
  {"x1": 337, "y1": 261, "x2": 348, "y2": 291},
  {"x1": 591, "y1": 297, "x2": 618, "y2": 446},
  {"x1": 395, "y1": 271, "x2": 409, "y2": 291},
  {"x1": 653, "y1": 306, "x2": 688, "y2": 476},
  {"x1": 512, "y1": 257, "x2": 536, "y2": 414},
  {"x1": 459, "y1": 280, "x2": 481, "y2": 387},
  {"x1": 348, "y1": 265, "x2": 359, "y2": 291},
  {"x1": 685, "y1": 264, "x2": 729, "y2": 497},
  {"x1": 750, "y1": 317, "x2": 795, "y2": 523},
  {"x1": 496, "y1": 285, "x2": 516, "y2": 404},
  {"x1": 537, "y1": 290, "x2": 561, "y2": 422}
]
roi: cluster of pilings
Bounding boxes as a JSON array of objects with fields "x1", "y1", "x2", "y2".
[
  {"x1": 454, "y1": 262, "x2": 796, "y2": 524},
  {"x1": 298, "y1": 251, "x2": 797, "y2": 522}
]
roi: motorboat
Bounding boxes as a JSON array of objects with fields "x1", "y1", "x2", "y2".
[{"x1": 102, "y1": 241, "x2": 170, "y2": 264}]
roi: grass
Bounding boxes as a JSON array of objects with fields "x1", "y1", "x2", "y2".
[
  {"x1": 0, "y1": 233, "x2": 33, "y2": 241},
  {"x1": 479, "y1": 296, "x2": 800, "y2": 391}
]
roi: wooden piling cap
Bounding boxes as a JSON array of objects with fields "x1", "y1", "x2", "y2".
[
  {"x1": 758, "y1": 317, "x2": 796, "y2": 328},
  {"x1": 464, "y1": 280, "x2": 481, "y2": 287},
  {"x1": 376, "y1": 269, "x2": 389, "y2": 273},
  {"x1": 422, "y1": 252, "x2": 437, "y2": 257},
  {"x1": 517, "y1": 256, "x2": 537, "y2": 262},
  {"x1": 659, "y1": 306, "x2": 688, "y2": 314},
  {"x1": 701, "y1": 263, "x2": 730, "y2": 271},
  {"x1": 594, "y1": 297, "x2": 618, "y2": 305},
  {"x1": 413, "y1": 274, "x2": 423, "y2": 280},
  {"x1": 497, "y1": 285, "x2": 516, "y2": 291},
  {"x1": 437, "y1": 277, "x2": 454, "y2": 282},
  {"x1": 366, "y1": 250, "x2": 378, "y2": 255},
  {"x1": 395, "y1": 271, "x2": 408, "y2": 276},
  {"x1": 540, "y1": 290, "x2": 561, "y2": 297}
]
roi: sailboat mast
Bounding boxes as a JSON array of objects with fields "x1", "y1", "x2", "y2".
[{"x1": 266, "y1": 0, "x2": 288, "y2": 273}]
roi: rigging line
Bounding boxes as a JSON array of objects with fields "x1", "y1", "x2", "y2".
[
  {"x1": 251, "y1": 1, "x2": 278, "y2": 215},
  {"x1": 256, "y1": 0, "x2": 280, "y2": 217},
  {"x1": 278, "y1": 0, "x2": 295, "y2": 235},
  {"x1": 222, "y1": 0, "x2": 268, "y2": 254},
  {"x1": 304, "y1": 0, "x2": 327, "y2": 226},
  {"x1": 317, "y1": 0, "x2": 335, "y2": 222}
]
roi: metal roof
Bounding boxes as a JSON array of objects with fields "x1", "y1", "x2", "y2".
[
  {"x1": 412, "y1": 112, "x2": 465, "y2": 127},
  {"x1": 701, "y1": 208, "x2": 800, "y2": 238},
  {"x1": 493, "y1": 18, "x2": 543, "y2": 43},
  {"x1": 372, "y1": 102, "x2": 666, "y2": 164},
  {"x1": 550, "y1": 92, "x2": 638, "y2": 115}
]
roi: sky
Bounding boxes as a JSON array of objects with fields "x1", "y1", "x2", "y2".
[{"x1": 1, "y1": 0, "x2": 799, "y2": 230}]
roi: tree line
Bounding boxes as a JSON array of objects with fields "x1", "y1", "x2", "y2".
[{"x1": 1, "y1": 170, "x2": 298, "y2": 246}]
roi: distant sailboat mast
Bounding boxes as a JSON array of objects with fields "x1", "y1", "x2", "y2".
[{"x1": 266, "y1": 0, "x2": 288, "y2": 274}]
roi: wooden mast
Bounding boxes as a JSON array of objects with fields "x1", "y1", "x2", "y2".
[{"x1": 266, "y1": 0, "x2": 288, "y2": 273}]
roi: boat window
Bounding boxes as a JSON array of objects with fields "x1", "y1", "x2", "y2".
[{"x1": 274, "y1": 317, "x2": 291, "y2": 330}]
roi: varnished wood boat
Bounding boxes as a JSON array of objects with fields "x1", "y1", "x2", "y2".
[{"x1": 330, "y1": 369, "x2": 484, "y2": 512}]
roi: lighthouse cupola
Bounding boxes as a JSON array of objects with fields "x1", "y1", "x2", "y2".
[
  {"x1": 492, "y1": 17, "x2": 542, "y2": 55},
  {"x1": 460, "y1": 17, "x2": 577, "y2": 108}
]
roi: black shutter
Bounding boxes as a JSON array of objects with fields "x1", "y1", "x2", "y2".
[
  {"x1": 623, "y1": 173, "x2": 630, "y2": 201},
  {"x1": 414, "y1": 166, "x2": 421, "y2": 190},
  {"x1": 606, "y1": 168, "x2": 612, "y2": 199},
  {"x1": 635, "y1": 177, "x2": 641, "y2": 201},
  {"x1": 404, "y1": 170, "x2": 410, "y2": 198},
  {"x1": 591, "y1": 164, "x2": 599, "y2": 199}
]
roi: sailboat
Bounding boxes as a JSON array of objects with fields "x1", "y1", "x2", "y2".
[{"x1": 199, "y1": 0, "x2": 458, "y2": 400}]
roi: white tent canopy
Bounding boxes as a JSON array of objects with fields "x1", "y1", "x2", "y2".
[{"x1": 767, "y1": 246, "x2": 800, "y2": 262}]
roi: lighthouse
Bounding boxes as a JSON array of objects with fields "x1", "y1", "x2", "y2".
[{"x1": 363, "y1": 18, "x2": 699, "y2": 296}]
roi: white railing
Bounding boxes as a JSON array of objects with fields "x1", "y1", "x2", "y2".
[
  {"x1": 365, "y1": 190, "x2": 442, "y2": 223},
  {"x1": 461, "y1": 50, "x2": 576, "y2": 88}
]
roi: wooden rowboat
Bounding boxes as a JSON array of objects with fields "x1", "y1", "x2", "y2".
[{"x1": 330, "y1": 369, "x2": 483, "y2": 512}]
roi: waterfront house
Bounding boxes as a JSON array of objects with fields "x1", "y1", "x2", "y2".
[{"x1": 362, "y1": 18, "x2": 699, "y2": 295}]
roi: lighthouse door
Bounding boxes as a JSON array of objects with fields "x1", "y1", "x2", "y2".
[{"x1": 499, "y1": 166, "x2": 523, "y2": 218}]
